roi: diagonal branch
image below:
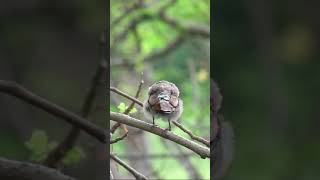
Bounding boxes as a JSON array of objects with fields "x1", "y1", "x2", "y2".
[
  {"x1": 0, "y1": 80, "x2": 107, "y2": 143},
  {"x1": 110, "y1": 154, "x2": 148, "y2": 180},
  {"x1": 110, "y1": 87, "x2": 143, "y2": 106},
  {"x1": 110, "y1": 112, "x2": 210, "y2": 159}
]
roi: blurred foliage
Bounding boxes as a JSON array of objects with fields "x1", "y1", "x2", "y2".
[
  {"x1": 25, "y1": 130, "x2": 85, "y2": 165},
  {"x1": 117, "y1": 102, "x2": 137, "y2": 114},
  {"x1": 63, "y1": 147, "x2": 86, "y2": 165},
  {"x1": 111, "y1": 0, "x2": 210, "y2": 179}
]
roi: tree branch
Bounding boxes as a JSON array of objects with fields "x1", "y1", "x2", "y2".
[
  {"x1": 110, "y1": 87, "x2": 143, "y2": 106},
  {"x1": 0, "y1": 157, "x2": 77, "y2": 180},
  {"x1": 0, "y1": 80, "x2": 107, "y2": 143},
  {"x1": 110, "y1": 112, "x2": 210, "y2": 159},
  {"x1": 110, "y1": 154, "x2": 148, "y2": 180},
  {"x1": 109, "y1": 85, "x2": 210, "y2": 150},
  {"x1": 110, "y1": 132, "x2": 128, "y2": 144},
  {"x1": 172, "y1": 121, "x2": 210, "y2": 147}
]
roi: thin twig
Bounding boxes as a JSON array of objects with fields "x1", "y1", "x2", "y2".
[
  {"x1": 110, "y1": 87, "x2": 143, "y2": 106},
  {"x1": 172, "y1": 121, "x2": 210, "y2": 147},
  {"x1": 110, "y1": 154, "x2": 148, "y2": 180},
  {"x1": 0, "y1": 80, "x2": 107, "y2": 143},
  {"x1": 110, "y1": 133, "x2": 128, "y2": 144},
  {"x1": 110, "y1": 112, "x2": 210, "y2": 158},
  {"x1": 110, "y1": 122, "x2": 121, "y2": 134},
  {"x1": 110, "y1": 76, "x2": 144, "y2": 143},
  {"x1": 124, "y1": 77, "x2": 144, "y2": 114}
]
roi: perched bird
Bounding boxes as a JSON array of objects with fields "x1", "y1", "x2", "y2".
[{"x1": 143, "y1": 80, "x2": 183, "y2": 130}]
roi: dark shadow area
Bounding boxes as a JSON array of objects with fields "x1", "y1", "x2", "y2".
[
  {"x1": 214, "y1": 0, "x2": 320, "y2": 179},
  {"x1": 0, "y1": 1, "x2": 106, "y2": 180}
]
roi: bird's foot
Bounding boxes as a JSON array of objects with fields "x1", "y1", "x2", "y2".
[{"x1": 151, "y1": 123, "x2": 158, "y2": 127}]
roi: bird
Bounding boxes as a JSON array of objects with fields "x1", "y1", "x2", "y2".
[{"x1": 143, "y1": 80, "x2": 183, "y2": 131}]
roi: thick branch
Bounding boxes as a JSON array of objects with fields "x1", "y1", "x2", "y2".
[
  {"x1": 110, "y1": 154, "x2": 148, "y2": 180},
  {"x1": 0, "y1": 80, "x2": 107, "y2": 143},
  {"x1": 0, "y1": 158, "x2": 77, "y2": 180},
  {"x1": 110, "y1": 112, "x2": 210, "y2": 158}
]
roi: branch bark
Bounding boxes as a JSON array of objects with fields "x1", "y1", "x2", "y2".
[
  {"x1": 0, "y1": 80, "x2": 107, "y2": 143},
  {"x1": 110, "y1": 112, "x2": 210, "y2": 159},
  {"x1": 0, "y1": 158, "x2": 77, "y2": 180}
]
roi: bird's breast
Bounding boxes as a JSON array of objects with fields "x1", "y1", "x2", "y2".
[{"x1": 153, "y1": 101, "x2": 174, "y2": 114}]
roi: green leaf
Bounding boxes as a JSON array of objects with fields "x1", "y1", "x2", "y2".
[
  {"x1": 63, "y1": 147, "x2": 86, "y2": 165},
  {"x1": 117, "y1": 102, "x2": 127, "y2": 113},
  {"x1": 129, "y1": 107, "x2": 137, "y2": 114},
  {"x1": 48, "y1": 141, "x2": 58, "y2": 151},
  {"x1": 25, "y1": 130, "x2": 48, "y2": 162}
]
